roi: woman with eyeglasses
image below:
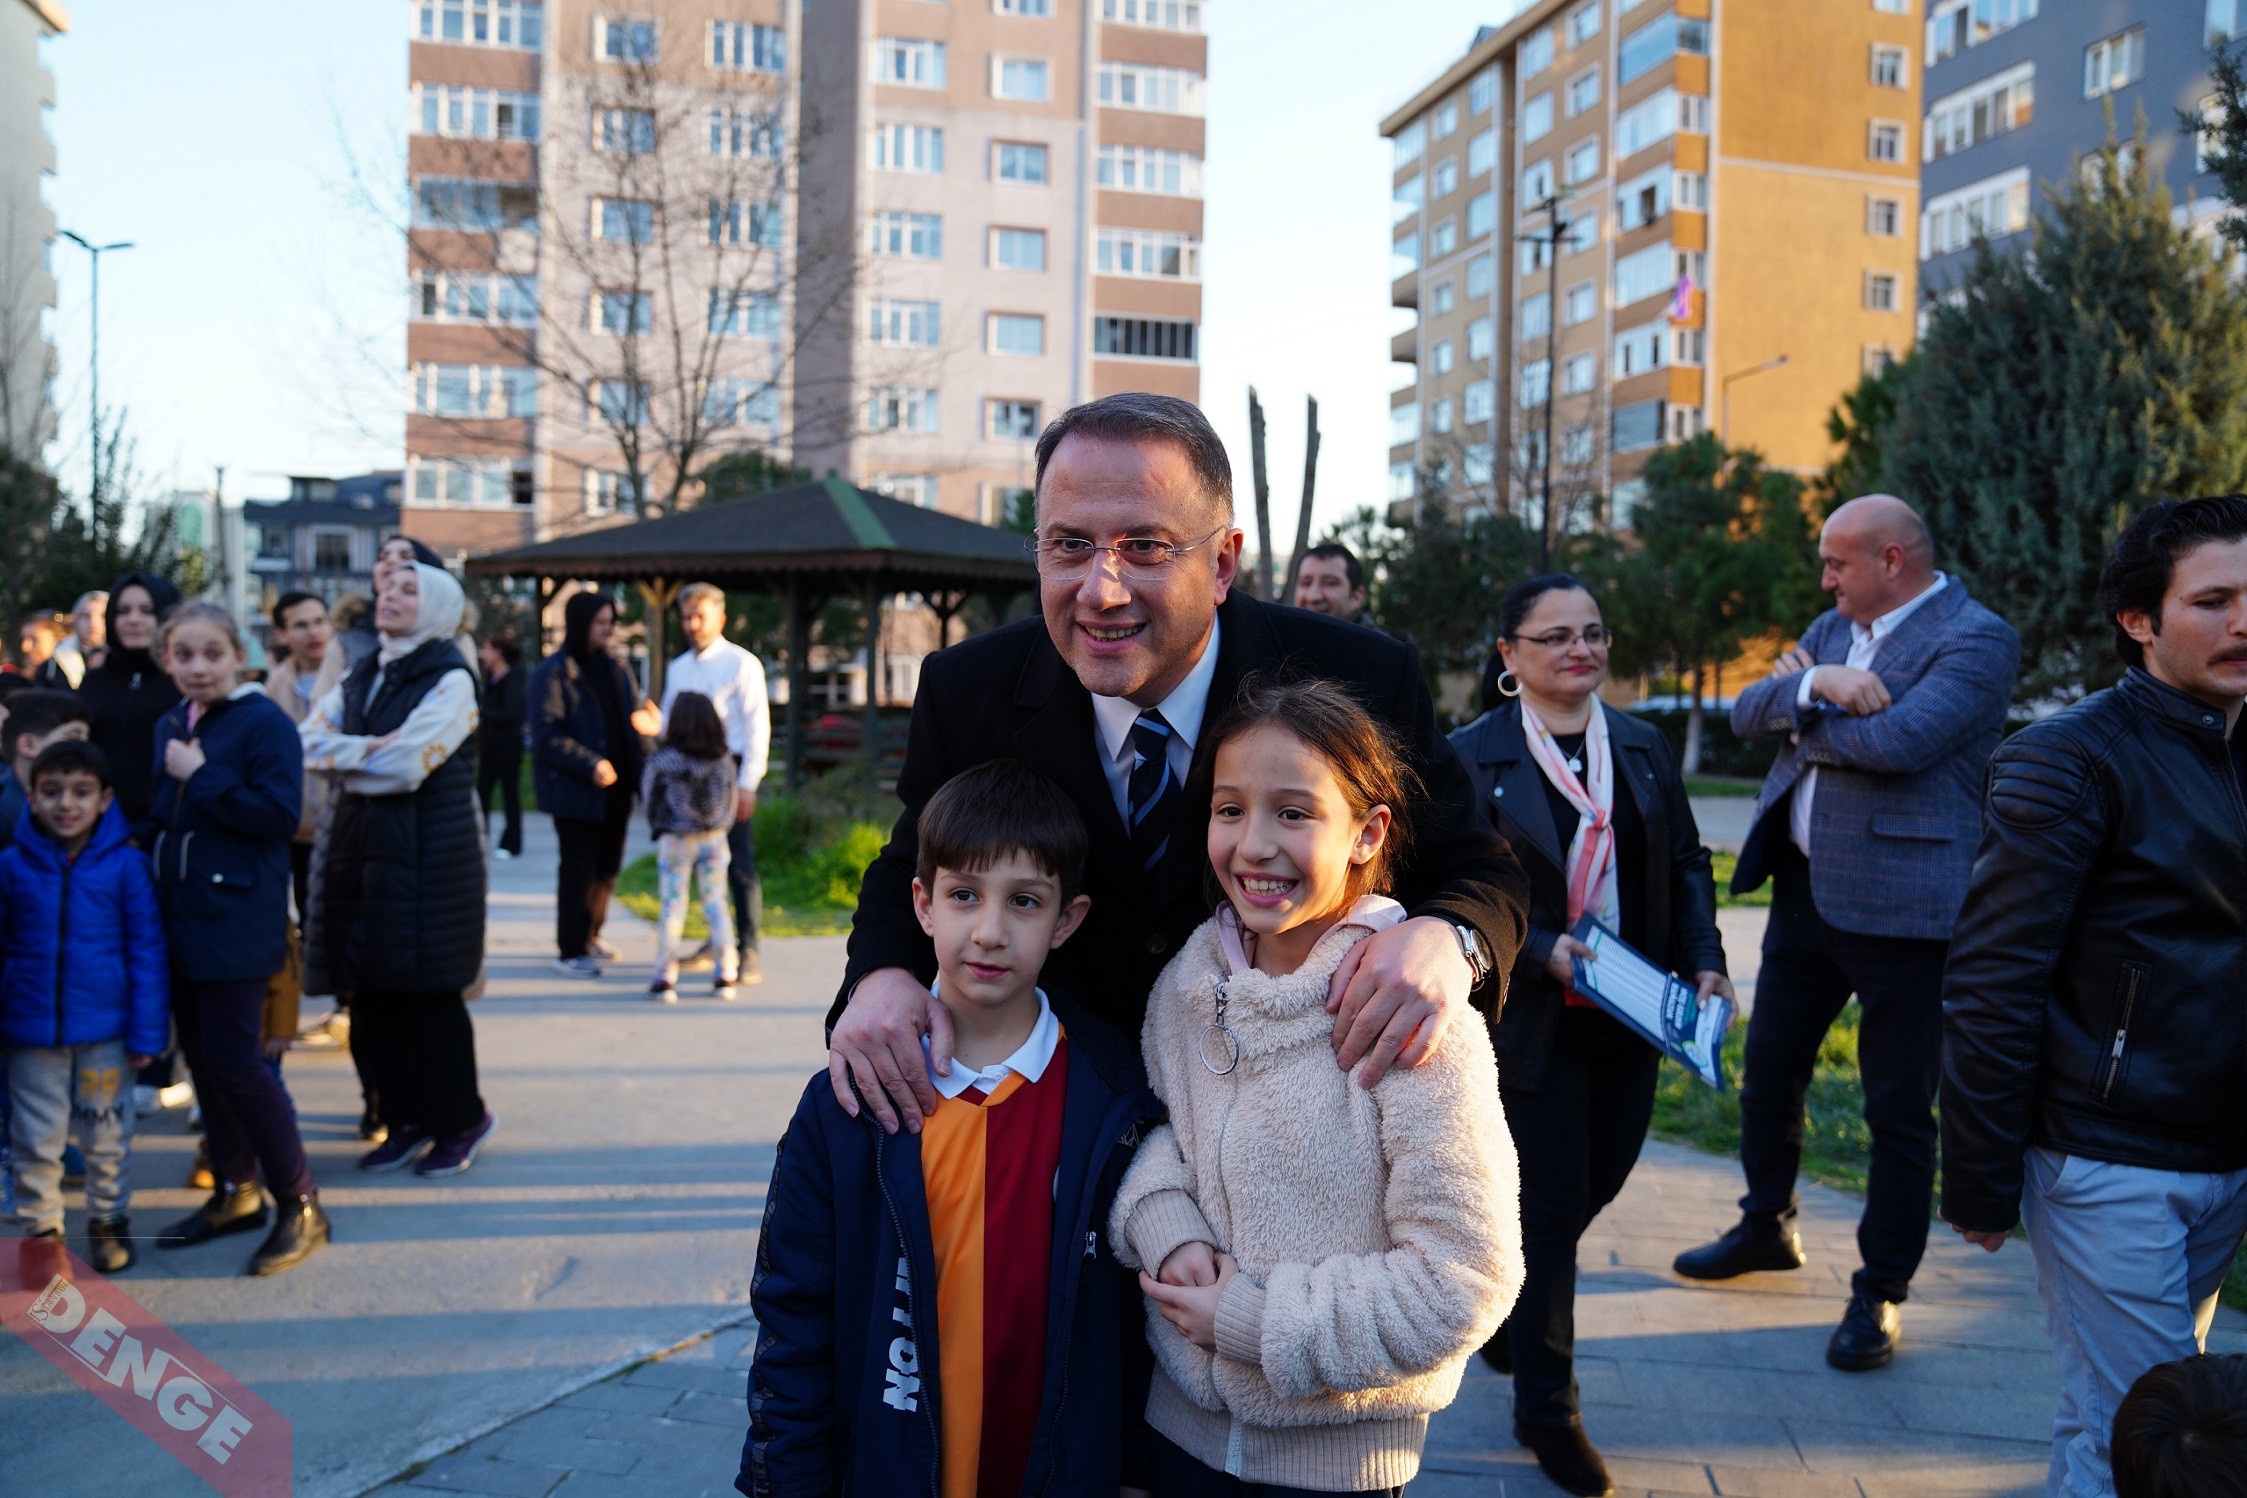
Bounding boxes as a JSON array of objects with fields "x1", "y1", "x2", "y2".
[{"x1": 1449, "y1": 573, "x2": 1732, "y2": 1497}]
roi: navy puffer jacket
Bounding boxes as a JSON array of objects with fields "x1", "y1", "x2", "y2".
[
  {"x1": 0, "y1": 799, "x2": 171, "y2": 1055},
  {"x1": 148, "y1": 687, "x2": 303, "y2": 983}
]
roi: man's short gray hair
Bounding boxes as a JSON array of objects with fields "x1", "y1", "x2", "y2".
[
  {"x1": 1032, "y1": 392, "x2": 1234, "y2": 520},
  {"x1": 73, "y1": 591, "x2": 108, "y2": 612},
  {"x1": 678, "y1": 581, "x2": 725, "y2": 614}
]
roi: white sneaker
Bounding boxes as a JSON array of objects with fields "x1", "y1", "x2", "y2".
[
  {"x1": 493, "y1": 848, "x2": 516, "y2": 861},
  {"x1": 588, "y1": 937, "x2": 623, "y2": 962},
  {"x1": 552, "y1": 956, "x2": 603, "y2": 978}
]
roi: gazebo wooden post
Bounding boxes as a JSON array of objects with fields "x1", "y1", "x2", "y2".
[
  {"x1": 858, "y1": 576, "x2": 882, "y2": 793},
  {"x1": 634, "y1": 578, "x2": 679, "y2": 700},
  {"x1": 784, "y1": 575, "x2": 809, "y2": 793}
]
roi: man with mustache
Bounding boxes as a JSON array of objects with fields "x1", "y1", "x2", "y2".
[
  {"x1": 1941, "y1": 495, "x2": 2247, "y2": 1497},
  {"x1": 826, "y1": 392, "x2": 1528, "y2": 1135}
]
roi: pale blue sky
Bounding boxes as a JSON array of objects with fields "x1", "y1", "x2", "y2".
[{"x1": 45, "y1": 0, "x2": 1520, "y2": 530}]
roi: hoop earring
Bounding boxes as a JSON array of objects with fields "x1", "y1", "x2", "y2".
[{"x1": 1497, "y1": 670, "x2": 1522, "y2": 699}]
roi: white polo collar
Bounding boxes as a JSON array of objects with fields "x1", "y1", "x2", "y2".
[{"x1": 925, "y1": 986, "x2": 1061, "y2": 1100}]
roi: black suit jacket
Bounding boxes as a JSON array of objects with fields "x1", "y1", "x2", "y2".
[{"x1": 833, "y1": 591, "x2": 1531, "y2": 1037}]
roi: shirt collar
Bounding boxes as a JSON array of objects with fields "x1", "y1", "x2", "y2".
[
  {"x1": 1854, "y1": 572, "x2": 1948, "y2": 644},
  {"x1": 687, "y1": 637, "x2": 737, "y2": 664},
  {"x1": 1090, "y1": 616, "x2": 1223, "y2": 769},
  {"x1": 925, "y1": 986, "x2": 1061, "y2": 1099}
]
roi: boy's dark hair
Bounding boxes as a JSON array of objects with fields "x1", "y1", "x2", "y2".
[
  {"x1": 1196, "y1": 674, "x2": 1419, "y2": 907},
  {"x1": 270, "y1": 590, "x2": 326, "y2": 630},
  {"x1": 1299, "y1": 542, "x2": 1364, "y2": 593},
  {"x1": 916, "y1": 759, "x2": 1089, "y2": 902},
  {"x1": 4, "y1": 690, "x2": 91, "y2": 756},
  {"x1": 2100, "y1": 496, "x2": 2247, "y2": 668},
  {"x1": 2113, "y1": 1354, "x2": 2247, "y2": 1498},
  {"x1": 29, "y1": 738, "x2": 113, "y2": 793},
  {"x1": 663, "y1": 690, "x2": 731, "y2": 761}
]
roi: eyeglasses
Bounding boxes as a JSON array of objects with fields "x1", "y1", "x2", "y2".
[
  {"x1": 1508, "y1": 626, "x2": 1613, "y2": 649},
  {"x1": 1027, "y1": 526, "x2": 1228, "y2": 579}
]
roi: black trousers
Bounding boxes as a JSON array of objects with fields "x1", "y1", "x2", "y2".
[
  {"x1": 1149, "y1": 1430, "x2": 1401, "y2": 1497},
  {"x1": 351, "y1": 988, "x2": 484, "y2": 1138},
  {"x1": 553, "y1": 786, "x2": 634, "y2": 958},
  {"x1": 174, "y1": 977, "x2": 315, "y2": 1201},
  {"x1": 478, "y1": 735, "x2": 524, "y2": 855},
  {"x1": 727, "y1": 814, "x2": 762, "y2": 957},
  {"x1": 1503, "y1": 1006, "x2": 1661, "y2": 1427},
  {"x1": 1738, "y1": 839, "x2": 1948, "y2": 1305}
]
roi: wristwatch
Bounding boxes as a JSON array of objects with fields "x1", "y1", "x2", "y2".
[{"x1": 1450, "y1": 922, "x2": 1495, "y2": 990}]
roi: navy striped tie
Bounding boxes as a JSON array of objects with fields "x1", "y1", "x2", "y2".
[{"x1": 1127, "y1": 710, "x2": 1180, "y2": 874}]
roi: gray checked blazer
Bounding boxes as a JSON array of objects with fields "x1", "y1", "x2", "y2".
[{"x1": 1730, "y1": 579, "x2": 2020, "y2": 941}]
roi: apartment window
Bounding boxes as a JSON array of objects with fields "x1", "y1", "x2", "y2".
[
  {"x1": 1432, "y1": 218, "x2": 1458, "y2": 257},
  {"x1": 707, "y1": 290, "x2": 780, "y2": 336},
  {"x1": 1871, "y1": 44, "x2": 1906, "y2": 89},
  {"x1": 1515, "y1": 430, "x2": 1547, "y2": 473},
  {"x1": 1467, "y1": 316, "x2": 1494, "y2": 361},
  {"x1": 1463, "y1": 443, "x2": 1496, "y2": 485},
  {"x1": 710, "y1": 20, "x2": 785, "y2": 72},
  {"x1": 1098, "y1": 63, "x2": 1206, "y2": 114},
  {"x1": 1433, "y1": 339, "x2": 1455, "y2": 375},
  {"x1": 708, "y1": 199, "x2": 783, "y2": 247},
  {"x1": 993, "y1": 226, "x2": 1048, "y2": 270},
  {"x1": 994, "y1": 56, "x2": 1053, "y2": 101},
  {"x1": 415, "y1": 1, "x2": 542, "y2": 49},
  {"x1": 414, "y1": 85, "x2": 541, "y2": 141},
  {"x1": 1099, "y1": 145, "x2": 1202, "y2": 195},
  {"x1": 866, "y1": 386, "x2": 941, "y2": 433},
  {"x1": 1617, "y1": 166, "x2": 1669, "y2": 229},
  {"x1": 1866, "y1": 196, "x2": 1901, "y2": 236},
  {"x1": 1569, "y1": 3, "x2": 1602, "y2": 45},
  {"x1": 595, "y1": 289, "x2": 651, "y2": 334},
  {"x1": 868, "y1": 210, "x2": 943, "y2": 259},
  {"x1": 1614, "y1": 240, "x2": 1672, "y2": 305},
  {"x1": 1092, "y1": 315, "x2": 1197, "y2": 359},
  {"x1": 872, "y1": 123, "x2": 946, "y2": 173},
  {"x1": 1674, "y1": 327, "x2": 1705, "y2": 364},
  {"x1": 1467, "y1": 254, "x2": 1494, "y2": 298},
  {"x1": 1565, "y1": 281, "x2": 1597, "y2": 324},
  {"x1": 1096, "y1": 228, "x2": 1200, "y2": 279},
  {"x1": 1612, "y1": 319, "x2": 1672, "y2": 376},
  {"x1": 1925, "y1": 64, "x2": 2031, "y2": 160},
  {"x1": 1921, "y1": 167, "x2": 2030, "y2": 258},
  {"x1": 582, "y1": 470, "x2": 639, "y2": 515},
  {"x1": 1431, "y1": 397, "x2": 1456, "y2": 435},
  {"x1": 594, "y1": 16, "x2": 657, "y2": 61},
  {"x1": 1676, "y1": 170, "x2": 1709, "y2": 209},
  {"x1": 1864, "y1": 272, "x2": 1899, "y2": 312},
  {"x1": 1567, "y1": 69, "x2": 1601, "y2": 118},
  {"x1": 1468, "y1": 129, "x2": 1496, "y2": 178},
  {"x1": 870, "y1": 474, "x2": 938, "y2": 508},
  {"x1": 414, "y1": 363, "x2": 537, "y2": 418},
  {"x1": 1520, "y1": 292, "x2": 1552, "y2": 340},
  {"x1": 1561, "y1": 425, "x2": 1594, "y2": 464},
  {"x1": 1668, "y1": 406, "x2": 1703, "y2": 442},
  {"x1": 1390, "y1": 404, "x2": 1420, "y2": 445},
  {"x1": 705, "y1": 380, "x2": 780, "y2": 427},
  {"x1": 1522, "y1": 159, "x2": 1555, "y2": 206},
  {"x1": 416, "y1": 177, "x2": 537, "y2": 231},
  {"x1": 1615, "y1": 88, "x2": 1703, "y2": 158},
  {"x1": 417, "y1": 271, "x2": 539, "y2": 325},
  {"x1": 1397, "y1": 232, "x2": 1421, "y2": 270},
  {"x1": 1561, "y1": 353, "x2": 1596, "y2": 394},
  {"x1": 868, "y1": 299, "x2": 942, "y2": 346},
  {"x1": 1522, "y1": 27, "x2": 1555, "y2": 77},
  {"x1": 1100, "y1": 0, "x2": 1204, "y2": 31},
  {"x1": 1433, "y1": 102, "x2": 1460, "y2": 141},
  {"x1": 1389, "y1": 462, "x2": 1416, "y2": 502},
  {"x1": 997, "y1": 0, "x2": 1054, "y2": 14},
  {"x1": 1394, "y1": 174, "x2": 1423, "y2": 222},
  {"x1": 990, "y1": 313, "x2": 1046, "y2": 355},
  {"x1": 996, "y1": 141, "x2": 1051, "y2": 183},
  {"x1": 1523, "y1": 93, "x2": 1554, "y2": 143},
  {"x1": 989, "y1": 399, "x2": 1042, "y2": 439},
  {"x1": 1520, "y1": 236, "x2": 1551, "y2": 275},
  {"x1": 410, "y1": 456, "x2": 530, "y2": 507},
  {"x1": 2215, "y1": 0, "x2": 2247, "y2": 46},
  {"x1": 1394, "y1": 120, "x2": 1426, "y2": 168},
  {"x1": 1464, "y1": 379, "x2": 1496, "y2": 422},
  {"x1": 1432, "y1": 279, "x2": 1455, "y2": 315},
  {"x1": 2083, "y1": 29, "x2": 2144, "y2": 100},
  {"x1": 876, "y1": 37, "x2": 948, "y2": 88},
  {"x1": 1620, "y1": 11, "x2": 1709, "y2": 87},
  {"x1": 1565, "y1": 138, "x2": 1602, "y2": 187},
  {"x1": 1564, "y1": 211, "x2": 1600, "y2": 255},
  {"x1": 1468, "y1": 192, "x2": 1496, "y2": 239},
  {"x1": 593, "y1": 105, "x2": 657, "y2": 153},
  {"x1": 1613, "y1": 399, "x2": 1663, "y2": 452},
  {"x1": 1520, "y1": 358, "x2": 1551, "y2": 407},
  {"x1": 1433, "y1": 158, "x2": 1459, "y2": 198},
  {"x1": 1470, "y1": 70, "x2": 1497, "y2": 114},
  {"x1": 709, "y1": 108, "x2": 783, "y2": 158},
  {"x1": 595, "y1": 197, "x2": 656, "y2": 243},
  {"x1": 311, "y1": 529, "x2": 353, "y2": 573},
  {"x1": 1869, "y1": 121, "x2": 1906, "y2": 163},
  {"x1": 1926, "y1": 0, "x2": 2037, "y2": 66},
  {"x1": 1863, "y1": 344, "x2": 1899, "y2": 376}
]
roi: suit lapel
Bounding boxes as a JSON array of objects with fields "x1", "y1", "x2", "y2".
[
  {"x1": 1474, "y1": 708, "x2": 1566, "y2": 874},
  {"x1": 1011, "y1": 637, "x2": 1136, "y2": 888}
]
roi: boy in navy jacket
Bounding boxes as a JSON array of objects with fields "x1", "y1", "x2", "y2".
[
  {"x1": 742, "y1": 760, "x2": 1157, "y2": 1497},
  {"x1": 0, "y1": 740, "x2": 169, "y2": 1273}
]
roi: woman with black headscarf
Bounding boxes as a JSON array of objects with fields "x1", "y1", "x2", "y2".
[
  {"x1": 77, "y1": 571, "x2": 184, "y2": 831},
  {"x1": 529, "y1": 591, "x2": 650, "y2": 977}
]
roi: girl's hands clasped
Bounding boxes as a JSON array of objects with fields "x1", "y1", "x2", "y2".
[{"x1": 1140, "y1": 1251, "x2": 1239, "y2": 1350}]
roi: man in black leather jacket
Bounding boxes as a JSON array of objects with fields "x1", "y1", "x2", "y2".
[{"x1": 1941, "y1": 495, "x2": 2247, "y2": 1498}]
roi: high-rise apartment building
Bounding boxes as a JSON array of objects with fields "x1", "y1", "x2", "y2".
[
  {"x1": 1382, "y1": 0, "x2": 1921, "y2": 526},
  {"x1": 1, "y1": 0, "x2": 66, "y2": 460},
  {"x1": 1920, "y1": 1, "x2": 2234, "y2": 291}
]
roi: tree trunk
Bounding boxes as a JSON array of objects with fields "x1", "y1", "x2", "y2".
[
  {"x1": 1286, "y1": 395, "x2": 1321, "y2": 600},
  {"x1": 1248, "y1": 387, "x2": 1272, "y2": 599},
  {"x1": 1682, "y1": 661, "x2": 1706, "y2": 776}
]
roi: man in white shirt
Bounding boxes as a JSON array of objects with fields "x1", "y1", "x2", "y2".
[{"x1": 634, "y1": 582, "x2": 771, "y2": 983}]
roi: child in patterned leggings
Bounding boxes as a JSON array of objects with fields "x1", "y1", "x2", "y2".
[{"x1": 640, "y1": 692, "x2": 738, "y2": 1001}]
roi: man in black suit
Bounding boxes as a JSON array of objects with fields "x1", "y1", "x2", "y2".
[{"x1": 827, "y1": 392, "x2": 1529, "y2": 1133}]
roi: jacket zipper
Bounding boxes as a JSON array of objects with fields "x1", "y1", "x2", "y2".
[
  {"x1": 178, "y1": 830, "x2": 195, "y2": 883},
  {"x1": 52, "y1": 856, "x2": 72, "y2": 1046},
  {"x1": 2098, "y1": 964, "x2": 2145, "y2": 1101},
  {"x1": 871, "y1": 1124, "x2": 943, "y2": 1498}
]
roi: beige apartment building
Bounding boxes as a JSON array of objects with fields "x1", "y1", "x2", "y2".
[
  {"x1": 1382, "y1": 0, "x2": 1921, "y2": 527},
  {"x1": 403, "y1": 0, "x2": 1206, "y2": 554},
  {"x1": 1, "y1": 0, "x2": 66, "y2": 460}
]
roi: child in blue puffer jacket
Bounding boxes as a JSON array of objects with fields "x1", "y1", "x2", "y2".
[{"x1": 0, "y1": 738, "x2": 170, "y2": 1274}]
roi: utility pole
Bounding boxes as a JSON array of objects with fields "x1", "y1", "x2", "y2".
[
  {"x1": 59, "y1": 230, "x2": 134, "y2": 502},
  {"x1": 1516, "y1": 196, "x2": 1570, "y2": 570}
]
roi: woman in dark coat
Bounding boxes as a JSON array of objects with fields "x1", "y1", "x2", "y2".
[
  {"x1": 77, "y1": 571, "x2": 183, "y2": 831},
  {"x1": 1448, "y1": 574, "x2": 1733, "y2": 1497},
  {"x1": 529, "y1": 592, "x2": 648, "y2": 976},
  {"x1": 302, "y1": 561, "x2": 496, "y2": 1177}
]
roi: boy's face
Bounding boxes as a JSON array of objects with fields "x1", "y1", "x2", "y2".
[
  {"x1": 32, "y1": 768, "x2": 111, "y2": 848},
  {"x1": 913, "y1": 852, "x2": 1090, "y2": 1013},
  {"x1": 12, "y1": 720, "x2": 88, "y2": 773}
]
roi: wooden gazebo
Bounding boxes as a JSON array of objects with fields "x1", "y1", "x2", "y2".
[{"x1": 465, "y1": 477, "x2": 1038, "y2": 788}]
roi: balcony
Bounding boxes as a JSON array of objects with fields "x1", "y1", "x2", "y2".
[
  {"x1": 1392, "y1": 271, "x2": 1417, "y2": 310},
  {"x1": 1391, "y1": 326, "x2": 1418, "y2": 364}
]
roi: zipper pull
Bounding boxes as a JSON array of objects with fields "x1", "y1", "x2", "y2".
[
  {"x1": 2111, "y1": 1033, "x2": 2127, "y2": 1060},
  {"x1": 1084, "y1": 1230, "x2": 1097, "y2": 1260}
]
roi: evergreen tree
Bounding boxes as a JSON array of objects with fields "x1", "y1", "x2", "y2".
[
  {"x1": 1817, "y1": 362, "x2": 1899, "y2": 516},
  {"x1": 1886, "y1": 132, "x2": 2247, "y2": 698},
  {"x1": 2194, "y1": 44, "x2": 2247, "y2": 255}
]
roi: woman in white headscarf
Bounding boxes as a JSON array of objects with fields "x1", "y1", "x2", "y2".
[{"x1": 300, "y1": 561, "x2": 497, "y2": 1178}]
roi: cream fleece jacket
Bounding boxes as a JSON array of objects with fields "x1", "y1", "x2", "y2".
[{"x1": 1110, "y1": 912, "x2": 1523, "y2": 1487}]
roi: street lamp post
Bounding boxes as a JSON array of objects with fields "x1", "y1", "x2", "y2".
[
  {"x1": 1517, "y1": 195, "x2": 1571, "y2": 570},
  {"x1": 58, "y1": 230, "x2": 135, "y2": 501},
  {"x1": 1719, "y1": 353, "x2": 1789, "y2": 448}
]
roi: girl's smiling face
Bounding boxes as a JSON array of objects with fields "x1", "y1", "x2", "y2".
[
  {"x1": 1207, "y1": 723, "x2": 1391, "y2": 973},
  {"x1": 165, "y1": 619, "x2": 244, "y2": 705}
]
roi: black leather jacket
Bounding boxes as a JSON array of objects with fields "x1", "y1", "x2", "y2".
[{"x1": 1941, "y1": 670, "x2": 2247, "y2": 1233}]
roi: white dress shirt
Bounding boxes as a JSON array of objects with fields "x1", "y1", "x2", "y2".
[
  {"x1": 1089, "y1": 618, "x2": 1222, "y2": 829},
  {"x1": 925, "y1": 986, "x2": 1061, "y2": 1098},
  {"x1": 1789, "y1": 573, "x2": 1948, "y2": 856},
  {"x1": 661, "y1": 638, "x2": 772, "y2": 792}
]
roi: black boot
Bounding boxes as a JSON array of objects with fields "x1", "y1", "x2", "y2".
[
  {"x1": 248, "y1": 1196, "x2": 331, "y2": 1277},
  {"x1": 1826, "y1": 1290, "x2": 1901, "y2": 1372},
  {"x1": 157, "y1": 1183, "x2": 269, "y2": 1248},
  {"x1": 1515, "y1": 1416, "x2": 1613, "y2": 1496},
  {"x1": 1673, "y1": 1216, "x2": 1805, "y2": 1280},
  {"x1": 88, "y1": 1215, "x2": 134, "y2": 1274}
]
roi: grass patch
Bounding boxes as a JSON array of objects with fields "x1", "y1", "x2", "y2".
[
  {"x1": 1685, "y1": 775, "x2": 1761, "y2": 798},
  {"x1": 617, "y1": 772, "x2": 891, "y2": 940},
  {"x1": 1709, "y1": 849, "x2": 1768, "y2": 909}
]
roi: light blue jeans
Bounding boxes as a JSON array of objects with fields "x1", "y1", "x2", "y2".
[
  {"x1": 2020, "y1": 1146, "x2": 2247, "y2": 1497},
  {"x1": 655, "y1": 831, "x2": 735, "y2": 984}
]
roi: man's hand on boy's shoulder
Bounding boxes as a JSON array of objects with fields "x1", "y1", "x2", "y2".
[{"x1": 828, "y1": 966, "x2": 950, "y2": 1134}]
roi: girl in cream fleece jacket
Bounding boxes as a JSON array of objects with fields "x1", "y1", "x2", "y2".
[{"x1": 1110, "y1": 678, "x2": 1523, "y2": 1493}]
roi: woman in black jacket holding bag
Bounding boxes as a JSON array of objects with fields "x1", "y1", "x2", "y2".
[{"x1": 1449, "y1": 574, "x2": 1732, "y2": 1497}]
